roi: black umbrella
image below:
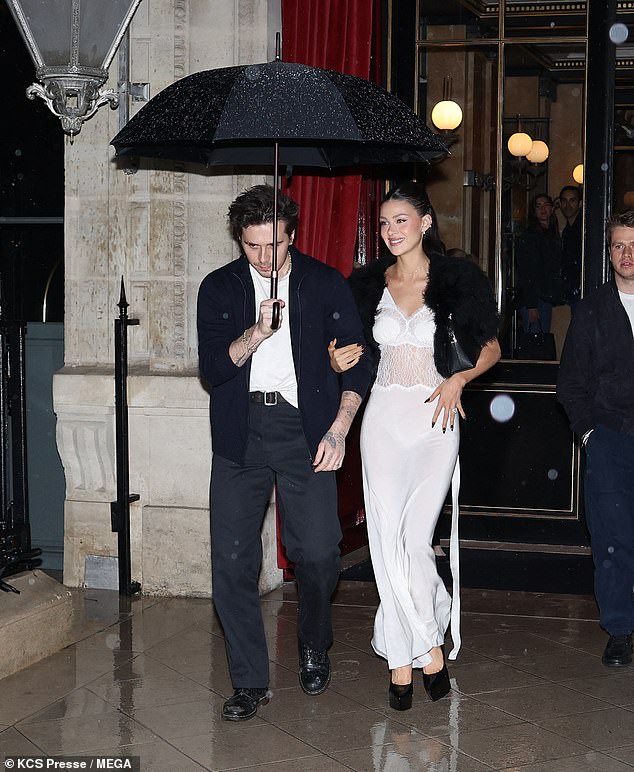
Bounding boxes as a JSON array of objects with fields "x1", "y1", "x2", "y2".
[{"x1": 111, "y1": 57, "x2": 447, "y2": 325}]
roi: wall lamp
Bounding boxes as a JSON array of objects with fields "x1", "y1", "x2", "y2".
[
  {"x1": 507, "y1": 115, "x2": 550, "y2": 163},
  {"x1": 507, "y1": 130, "x2": 533, "y2": 157},
  {"x1": 504, "y1": 116, "x2": 550, "y2": 191},
  {"x1": 525, "y1": 140, "x2": 549, "y2": 164},
  {"x1": 431, "y1": 76, "x2": 463, "y2": 147},
  {"x1": 5, "y1": 0, "x2": 145, "y2": 137}
]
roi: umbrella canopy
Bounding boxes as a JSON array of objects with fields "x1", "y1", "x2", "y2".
[
  {"x1": 111, "y1": 60, "x2": 447, "y2": 167},
  {"x1": 111, "y1": 59, "x2": 447, "y2": 326}
]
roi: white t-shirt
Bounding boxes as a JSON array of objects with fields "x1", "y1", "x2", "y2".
[
  {"x1": 618, "y1": 290, "x2": 634, "y2": 337},
  {"x1": 248, "y1": 265, "x2": 298, "y2": 407}
]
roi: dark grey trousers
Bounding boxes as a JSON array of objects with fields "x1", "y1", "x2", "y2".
[
  {"x1": 585, "y1": 425, "x2": 634, "y2": 636},
  {"x1": 210, "y1": 398, "x2": 342, "y2": 689}
]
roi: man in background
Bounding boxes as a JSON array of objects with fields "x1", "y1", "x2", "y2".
[
  {"x1": 559, "y1": 185, "x2": 583, "y2": 312},
  {"x1": 557, "y1": 210, "x2": 634, "y2": 668}
]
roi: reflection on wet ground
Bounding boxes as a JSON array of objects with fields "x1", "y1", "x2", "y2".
[{"x1": 1, "y1": 580, "x2": 633, "y2": 770}]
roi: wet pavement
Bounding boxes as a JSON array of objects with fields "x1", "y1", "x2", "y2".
[{"x1": 0, "y1": 579, "x2": 633, "y2": 770}]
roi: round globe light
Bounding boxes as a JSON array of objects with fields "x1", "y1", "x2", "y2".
[
  {"x1": 507, "y1": 132, "x2": 533, "y2": 157},
  {"x1": 431, "y1": 100, "x2": 463, "y2": 131},
  {"x1": 526, "y1": 140, "x2": 549, "y2": 164},
  {"x1": 573, "y1": 163, "x2": 584, "y2": 184}
]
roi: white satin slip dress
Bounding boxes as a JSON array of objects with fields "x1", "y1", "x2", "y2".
[{"x1": 360, "y1": 287, "x2": 461, "y2": 669}]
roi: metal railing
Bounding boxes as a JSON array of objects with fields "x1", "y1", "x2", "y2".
[
  {"x1": 110, "y1": 279, "x2": 141, "y2": 596},
  {"x1": 0, "y1": 291, "x2": 41, "y2": 592}
]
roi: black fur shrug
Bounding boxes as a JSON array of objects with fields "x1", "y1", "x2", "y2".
[{"x1": 348, "y1": 253, "x2": 499, "y2": 378}]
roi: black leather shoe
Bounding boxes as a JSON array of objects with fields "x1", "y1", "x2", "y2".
[
  {"x1": 422, "y1": 664, "x2": 451, "y2": 701},
  {"x1": 602, "y1": 634, "x2": 633, "y2": 667},
  {"x1": 222, "y1": 688, "x2": 270, "y2": 721},
  {"x1": 389, "y1": 680, "x2": 413, "y2": 711},
  {"x1": 298, "y1": 642, "x2": 331, "y2": 695}
]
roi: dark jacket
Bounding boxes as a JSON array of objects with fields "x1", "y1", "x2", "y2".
[
  {"x1": 561, "y1": 215, "x2": 582, "y2": 303},
  {"x1": 515, "y1": 226, "x2": 564, "y2": 308},
  {"x1": 557, "y1": 279, "x2": 634, "y2": 438},
  {"x1": 348, "y1": 253, "x2": 499, "y2": 378},
  {"x1": 197, "y1": 246, "x2": 373, "y2": 464}
]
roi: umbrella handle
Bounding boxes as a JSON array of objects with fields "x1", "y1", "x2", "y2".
[{"x1": 271, "y1": 301, "x2": 281, "y2": 330}]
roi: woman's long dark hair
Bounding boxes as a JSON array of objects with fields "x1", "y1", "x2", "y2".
[
  {"x1": 527, "y1": 193, "x2": 559, "y2": 239},
  {"x1": 383, "y1": 183, "x2": 445, "y2": 255}
]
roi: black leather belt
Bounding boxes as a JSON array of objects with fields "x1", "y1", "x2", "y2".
[{"x1": 249, "y1": 391, "x2": 282, "y2": 405}]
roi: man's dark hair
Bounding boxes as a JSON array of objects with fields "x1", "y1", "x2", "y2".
[
  {"x1": 228, "y1": 184, "x2": 299, "y2": 243},
  {"x1": 558, "y1": 185, "x2": 582, "y2": 202},
  {"x1": 606, "y1": 210, "x2": 634, "y2": 243}
]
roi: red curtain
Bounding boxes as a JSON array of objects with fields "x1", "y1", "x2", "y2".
[{"x1": 281, "y1": 0, "x2": 374, "y2": 276}]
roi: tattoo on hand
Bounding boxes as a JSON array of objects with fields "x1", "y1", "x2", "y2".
[
  {"x1": 323, "y1": 430, "x2": 344, "y2": 449},
  {"x1": 323, "y1": 432, "x2": 337, "y2": 449}
]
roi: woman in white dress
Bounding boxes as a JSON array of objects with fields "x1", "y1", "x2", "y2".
[{"x1": 331, "y1": 184, "x2": 500, "y2": 710}]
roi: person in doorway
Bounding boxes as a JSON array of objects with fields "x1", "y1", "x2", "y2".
[
  {"x1": 558, "y1": 185, "x2": 583, "y2": 312},
  {"x1": 515, "y1": 193, "x2": 564, "y2": 335},
  {"x1": 329, "y1": 183, "x2": 500, "y2": 710},
  {"x1": 557, "y1": 210, "x2": 634, "y2": 668},
  {"x1": 197, "y1": 184, "x2": 372, "y2": 721}
]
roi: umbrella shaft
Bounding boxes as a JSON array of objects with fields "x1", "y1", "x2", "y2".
[{"x1": 270, "y1": 141, "x2": 281, "y2": 330}]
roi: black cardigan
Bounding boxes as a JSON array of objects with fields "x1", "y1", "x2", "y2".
[
  {"x1": 557, "y1": 279, "x2": 634, "y2": 438},
  {"x1": 197, "y1": 246, "x2": 373, "y2": 464},
  {"x1": 348, "y1": 253, "x2": 499, "y2": 378}
]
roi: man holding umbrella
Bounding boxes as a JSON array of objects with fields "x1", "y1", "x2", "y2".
[{"x1": 197, "y1": 184, "x2": 373, "y2": 721}]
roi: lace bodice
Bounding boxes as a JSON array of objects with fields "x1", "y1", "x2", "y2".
[{"x1": 373, "y1": 288, "x2": 444, "y2": 389}]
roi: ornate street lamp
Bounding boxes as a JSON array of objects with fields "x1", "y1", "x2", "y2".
[{"x1": 5, "y1": 0, "x2": 143, "y2": 136}]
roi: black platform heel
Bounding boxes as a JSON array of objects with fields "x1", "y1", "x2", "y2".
[
  {"x1": 389, "y1": 680, "x2": 413, "y2": 711},
  {"x1": 422, "y1": 664, "x2": 450, "y2": 702}
]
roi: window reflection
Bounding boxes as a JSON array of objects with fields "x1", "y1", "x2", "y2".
[
  {"x1": 504, "y1": 0, "x2": 587, "y2": 39},
  {"x1": 418, "y1": 0, "x2": 498, "y2": 39},
  {"x1": 502, "y1": 43, "x2": 585, "y2": 360},
  {"x1": 417, "y1": 2, "x2": 589, "y2": 362},
  {"x1": 418, "y1": 45, "x2": 498, "y2": 287}
]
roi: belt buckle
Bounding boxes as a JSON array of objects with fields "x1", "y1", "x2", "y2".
[{"x1": 264, "y1": 391, "x2": 278, "y2": 406}]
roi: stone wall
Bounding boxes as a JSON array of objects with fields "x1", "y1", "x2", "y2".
[{"x1": 54, "y1": 0, "x2": 284, "y2": 596}]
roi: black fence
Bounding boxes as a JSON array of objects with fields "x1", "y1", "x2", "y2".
[{"x1": 0, "y1": 315, "x2": 41, "y2": 592}]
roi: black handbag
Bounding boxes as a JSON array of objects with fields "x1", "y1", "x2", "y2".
[
  {"x1": 515, "y1": 322, "x2": 557, "y2": 361},
  {"x1": 447, "y1": 315, "x2": 481, "y2": 375}
]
